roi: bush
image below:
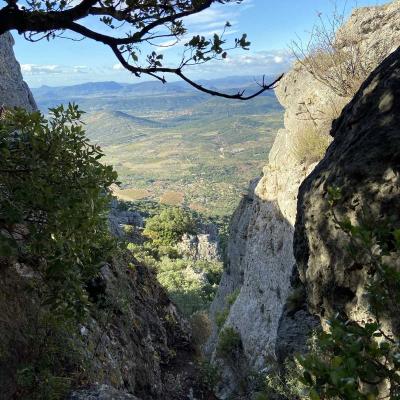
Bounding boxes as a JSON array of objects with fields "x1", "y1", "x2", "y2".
[
  {"x1": 156, "y1": 257, "x2": 219, "y2": 316},
  {"x1": 0, "y1": 105, "x2": 117, "y2": 319},
  {"x1": 215, "y1": 308, "x2": 229, "y2": 330},
  {"x1": 217, "y1": 326, "x2": 242, "y2": 359},
  {"x1": 291, "y1": 6, "x2": 392, "y2": 97},
  {"x1": 13, "y1": 311, "x2": 86, "y2": 400},
  {"x1": 226, "y1": 288, "x2": 240, "y2": 306},
  {"x1": 291, "y1": 125, "x2": 332, "y2": 165},
  {"x1": 190, "y1": 311, "x2": 212, "y2": 348},
  {"x1": 143, "y1": 207, "x2": 196, "y2": 246},
  {"x1": 127, "y1": 206, "x2": 223, "y2": 317},
  {"x1": 263, "y1": 359, "x2": 309, "y2": 400},
  {"x1": 198, "y1": 360, "x2": 221, "y2": 391}
]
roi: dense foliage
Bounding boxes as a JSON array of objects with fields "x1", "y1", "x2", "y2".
[
  {"x1": 0, "y1": 105, "x2": 119, "y2": 399},
  {"x1": 0, "y1": 105, "x2": 118, "y2": 319},
  {"x1": 143, "y1": 207, "x2": 196, "y2": 246},
  {"x1": 126, "y1": 204, "x2": 223, "y2": 316}
]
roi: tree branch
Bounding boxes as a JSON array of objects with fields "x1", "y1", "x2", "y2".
[
  {"x1": 0, "y1": 0, "x2": 283, "y2": 100},
  {"x1": 111, "y1": 44, "x2": 284, "y2": 99}
]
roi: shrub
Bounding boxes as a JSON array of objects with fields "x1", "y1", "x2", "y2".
[
  {"x1": 143, "y1": 207, "x2": 196, "y2": 246},
  {"x1": 198, "y1": 360, "x2": 221, "y2": 391},
  {"x1": 13, "y1": 311, "x2": 86, "y2": 400},
  {"x1": 226, "y1": 288, "x2": 240, "y2": 306},
  {"x1": 156, "y1": 257, "x2": 218, "y2": 316},
  {"x1": 291, "y1": 125, "x2": 332, "y2": 165},
  {"x1": 215, "y1": 308, "x2": 229, "y2": 330},
  {"x1": 263, "y1": 359, "x2": 309, "y2": 400},
  {"x1": 190, "y1": 311, "x2": 212, "y2": 348},
  {"x1": 0, "y1": 105, "x2": 117, "y2": 319},
  {"x1": 217, "y1": 326, "x2": 242, "y2": 358},
  {"x1": 122, "y1": 224, "x2": 134, "y2": 236},
  {"x1": 291, "y1": 6, "x2": 392, "y2": 97}
]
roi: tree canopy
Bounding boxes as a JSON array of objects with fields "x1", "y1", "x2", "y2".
[{"x1": 0, "y1": 0, "x2": 282, "y2": 99}]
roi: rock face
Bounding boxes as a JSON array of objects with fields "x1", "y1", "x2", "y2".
[
  {"x1": 178, "y1": 224, "x2": 222, "y2": 262},
  {"x1": 206, "y1": 1, "x2": 400, "y2": 396},
  {"x1": 0, "y1": 33, "x2": 36, "y2": 110},
  {"x1": 0, "y1": 246, "x2": 209, "y2": 400},
  {"x1": 108, "y1": 199, "x2": 144, "y2": 239},
  {"x1": 294, "y1": 45, "x2": 400, "y2": 332},
  {"x1": 78, "y1": 254, "x2": 201, "y2": 400}
]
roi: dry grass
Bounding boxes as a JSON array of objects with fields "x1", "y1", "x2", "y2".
[
  {"x1": 160, "y1": 191, "x2": 185, "y2": 205},
  {"x1": 189, "y1": 202, "x2": 207, "y2": 213},
  {"x1": 292, "y1": 125, "x2": 333, "y2": 166},
  {"x1": 114, "y1": 188, "x2": 150, "y2": 201}
]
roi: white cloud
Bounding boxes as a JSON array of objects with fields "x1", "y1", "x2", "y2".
[
  {"x1": 182, "y1": 49, "x2": 294, "y2": 79},
  {"x1": 21, "y1": 64, "x2": 61, "y2": 74},
  {"x1": 273, "y1": 56, "x2": 284, "y2": 64},
  {"x1": 112, "y1": 63, "x2": 124, "y2": 71},
  {"x1": 21, "y1": 64, "x2": 92, "y2": 75},
  {"x1": 72, "y1": 65, "x2": 90, "y2": 73},
  {"x1": 223, "y1": 50, "x2": 293, "y2": 69}
]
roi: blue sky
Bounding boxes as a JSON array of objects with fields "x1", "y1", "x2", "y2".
[{"x1": 10, "y1": 0, "x2": 388, "y2": 87}]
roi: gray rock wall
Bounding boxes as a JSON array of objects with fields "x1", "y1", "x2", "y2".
[
  {"x1": 0, "y1": 33, "x2": 36, "y2": 110},
  {"x1": 294, "y1": 45, "x2": 400, "y2": 334}
]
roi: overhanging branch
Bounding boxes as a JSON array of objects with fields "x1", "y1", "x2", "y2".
[{"x1": 0, "y1": 0, "x2": 284, "y2": 100}]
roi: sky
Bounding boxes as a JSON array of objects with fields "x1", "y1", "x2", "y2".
[{"x1": 8, "y1": 0, "x2": 389, "y2": 88}]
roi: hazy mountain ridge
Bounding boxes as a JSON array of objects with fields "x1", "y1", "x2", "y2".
[{"x1": 31, "y1": 75, "x2": 278, "y2": 101}]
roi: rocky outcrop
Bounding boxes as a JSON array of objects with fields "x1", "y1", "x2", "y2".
[
  {"x1": 294, "y1": 45, "x2": 400, "y2": 332},
  {"x1": 0, "y1": 249, "x2": 211, "y2": 399},
  {"x1": 0, "y1": 33, "x2": 36, "y2": 110},
  {"x1": 69, "y1": 384, "x2": 141, "y2": 399},
  {"x1": 108, "y1": 199, "x2": 143, "y2": 239},
  {"x1": 206, "y1": 1, "x2": 400, "y2": 396},
  {"x1": 178, "y1": 224, "x2": 221, "y2": 262}
]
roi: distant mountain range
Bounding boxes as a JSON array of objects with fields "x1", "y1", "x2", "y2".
[{"x1": 31, "y1": 75, "x2": 279, "y2": 103}]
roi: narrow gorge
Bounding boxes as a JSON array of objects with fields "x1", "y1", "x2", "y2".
[{"x1": 0, "y1": 1, "x2": 399, "y2": 399}]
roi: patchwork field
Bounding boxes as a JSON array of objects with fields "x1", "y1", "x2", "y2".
[{"x1": 33, "y1": 77, "x2": 283, "y2": 216}]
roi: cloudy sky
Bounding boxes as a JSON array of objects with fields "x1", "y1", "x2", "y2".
[{"x1": 11, "y1": 0, "x2": 387, "y2": 88}]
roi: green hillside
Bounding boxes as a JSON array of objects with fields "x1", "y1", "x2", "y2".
[{"x1": 33, "y1": 78, "x2": 283, "y2": 216}]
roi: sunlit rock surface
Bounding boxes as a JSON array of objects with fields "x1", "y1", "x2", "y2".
[{"x1": 0, "y1": 33, "x2": 36, "y2": 110}]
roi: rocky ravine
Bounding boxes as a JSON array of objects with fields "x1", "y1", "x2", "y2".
[{"x1": 206, "y1": 1, "x2": 400, "y2": 396}]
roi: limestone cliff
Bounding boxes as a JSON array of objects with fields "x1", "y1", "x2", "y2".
[
  {"x1": 206, "y1": 1, "x2": 400, "y2": 396},
  {"x1": 0, "y1": 33, "x2": 36, "y2": 111}
]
